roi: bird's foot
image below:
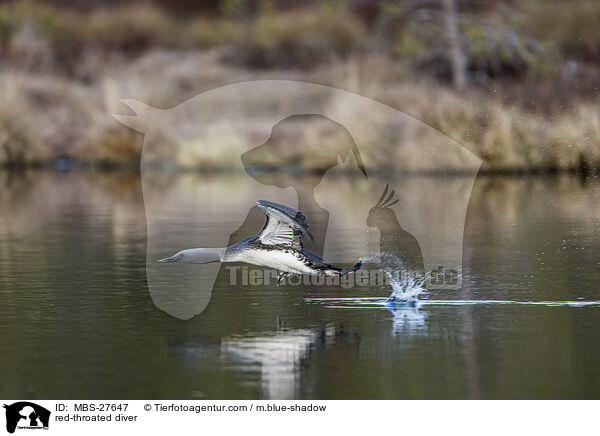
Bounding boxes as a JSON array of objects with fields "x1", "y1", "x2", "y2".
[{"x1": 276, "y1": 272, "x2": 290, "y2": 287}]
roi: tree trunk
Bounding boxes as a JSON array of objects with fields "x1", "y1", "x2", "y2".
[{"x1": 441, "y1": 0, "x2": 467, "y2": 90}]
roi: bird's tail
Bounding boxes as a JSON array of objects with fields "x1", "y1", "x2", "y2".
[{"x1": 337, "y1": 261, "x2": 362, "y2": 276}]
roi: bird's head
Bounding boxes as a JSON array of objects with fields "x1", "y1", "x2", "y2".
[
  {"x1": 158, "y1": 250, "x2": 187, "y2": 263},
  {"x1": 367, "y1": 184, "x2": 400, "y2": 229}
]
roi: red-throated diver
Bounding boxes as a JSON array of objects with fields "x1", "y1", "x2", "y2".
[{"x1": 158, "y1": 200, "x2": 362, "y2": 285}]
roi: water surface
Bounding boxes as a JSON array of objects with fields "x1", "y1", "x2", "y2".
[{"x1": 0, "y1": 171, "x2": 599, "y2": 399}]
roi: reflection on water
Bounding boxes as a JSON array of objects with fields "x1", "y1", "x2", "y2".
[
  {"x1": 1, "y1": 170, "x2": 600, "y2": 399},
  {"x1": 222, "y1": 329, "x2": 317, "y2": 400},
  {"x1": 221, "y1": 327, "x2": 344, "y2": 400},
  {"x1": 387, "y1": 305, "x2": 428, "y2": 336}
]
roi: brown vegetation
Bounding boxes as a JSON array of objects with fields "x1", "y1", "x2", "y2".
[{"x1": 0, "y1": 0, "x2": 598, "y2": 173}]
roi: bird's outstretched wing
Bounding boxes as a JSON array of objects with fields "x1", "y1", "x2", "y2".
[{"x1": 256, "y1": 200, "x2": 314, "y2": 249}]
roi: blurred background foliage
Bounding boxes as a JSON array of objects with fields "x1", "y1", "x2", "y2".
[
  {"x1": 0, "y1": 0, "x2": 599, "y2": 172},
  {"x1": 1, "y1": 0, "x2": 598, "y2": 76}
]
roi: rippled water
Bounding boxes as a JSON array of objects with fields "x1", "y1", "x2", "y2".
[{"x1": 0, "y1": 171, "x2": 599, "y2": 399}]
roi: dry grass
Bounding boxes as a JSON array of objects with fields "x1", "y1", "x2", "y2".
[
  {"x1": 0, "y1": 75, "x2": 45, "y2": 166},
  {"x1": 1, "y1": 51, "x2": 599, "y2": 172},
  {"x1": 408, "y1": 85, "x2": 600, "y2": 172},
  {"x1": 315, "y1": 59, "x2": 600, "y2": 172},
  {"x1": 0, "y1": 0, "x2": 598, "y2": 173}
]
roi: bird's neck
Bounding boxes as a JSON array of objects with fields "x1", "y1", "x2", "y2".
[{"x1": 184, "y1": 247, "x2": 226, "y2": 263}]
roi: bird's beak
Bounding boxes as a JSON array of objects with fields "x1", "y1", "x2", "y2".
[{"x1": 158, "y1": 255, "x2": 179, "y2": 262}]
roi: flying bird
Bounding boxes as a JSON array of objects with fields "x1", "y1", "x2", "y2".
[{"x1": 159, "y1": 200, "x2": 362, "y2": 285}]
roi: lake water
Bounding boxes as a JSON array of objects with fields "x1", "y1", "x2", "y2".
[{"x1": 0, "y1": 170, "x2": 599, "y2": 399}]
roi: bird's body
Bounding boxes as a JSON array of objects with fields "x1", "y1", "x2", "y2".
[
  {"x1": 225, "y1": 236, "x2": 353, "y2": 276},
  {"x1": 159, "y1": 200, "x2": 362, "y2": 284}
]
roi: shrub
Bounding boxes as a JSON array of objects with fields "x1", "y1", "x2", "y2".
[
  {"x1": 224, "y1": 6, "x2": 366, "y2": 69},
  {"x1": 520, "y1": 0, "x2": 600, "y2": 62}
]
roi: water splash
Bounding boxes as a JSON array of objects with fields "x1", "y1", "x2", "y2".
[
  {"x1": 307, "y1": 253, "x2": 600, "y2": 321},
  {"x1": 359, "y1": 253, "x2": 427, "y2": 305}
]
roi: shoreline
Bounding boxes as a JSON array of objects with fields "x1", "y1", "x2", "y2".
[{"x1": 1, "y1": 160, "x2": 596, "y2": 179}]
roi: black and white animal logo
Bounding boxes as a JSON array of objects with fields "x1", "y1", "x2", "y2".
[{"x1": 3, "y1": 402, "x2": 50, "y2": 434}]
